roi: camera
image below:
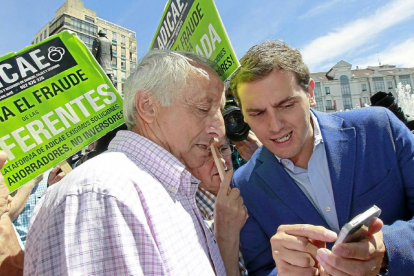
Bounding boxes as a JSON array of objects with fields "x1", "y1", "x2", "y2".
[{"x1": 223, "y1": 95, "x2": 250, "y2": 141}]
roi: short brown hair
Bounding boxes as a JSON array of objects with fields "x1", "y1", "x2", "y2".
[{"x1": 230, "y1": 40, "x2": 310, "y2": 104}]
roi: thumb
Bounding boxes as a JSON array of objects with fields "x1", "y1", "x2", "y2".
[
  {"x1": 1, "y1": 212, "x2": 11, "y2": 222},
  {"x1": 218, "y1": 169, "x2": 234, "y2": 196},
  {"x1": 367, "y1": 217, "x2": 383, "y2": 236}
]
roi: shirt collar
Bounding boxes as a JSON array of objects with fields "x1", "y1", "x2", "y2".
[
  {"x1": 275, "y1": 111, "x2": 324, "y2": 171},
  {"x1": 195, "y1": 187, "x2": 216, "y2": 221},
  {"x1": 108, "y1": 130, "x2": 195, "y2": 196}
]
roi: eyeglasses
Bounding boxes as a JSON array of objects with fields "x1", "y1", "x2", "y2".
[{"x1": 206, "y1": 144, "x2": 235, "y2": 162}]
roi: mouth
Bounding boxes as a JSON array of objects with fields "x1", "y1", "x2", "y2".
[{"x1": 271, "y1": 131, "x2": 292, "y2": 143}]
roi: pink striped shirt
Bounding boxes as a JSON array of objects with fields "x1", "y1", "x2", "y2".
[{"x1": 25, "y1": 131, "x2": 225, "y2": 275}]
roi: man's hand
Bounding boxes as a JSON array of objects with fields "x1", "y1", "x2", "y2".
[
  {"x1": 48, "y1": 165, "x2": 66, "y2": 186},
  {"x1": 0, "y1": 151, "x2": 10, "y2": 217},
  {"x1": 232, "y1": 131, "x2": 262, "y2": 161},
  {"x1": 317, "y1": 218, "x2": 385, "y2": 276},
  {"x1": 0, "y1": 213, "x2": 24, "y2": 276},
  {"x1": 214, "y1": 169, "x2": 247, "y2": 276},
  {"x1": 270, "y1": 224, "x2": 337, "y2": 276},
  {"x1": 214, "y1": 169, "x2": 247, "y2": 240}
]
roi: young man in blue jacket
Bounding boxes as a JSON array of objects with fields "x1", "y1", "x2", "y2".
[{"x1": 230, "y1": 40, "x2": 414, "y2": 276}]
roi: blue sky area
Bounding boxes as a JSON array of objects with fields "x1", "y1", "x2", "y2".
[{"x1": 0, "y1": 0, "x2": 414, "y2": 72}]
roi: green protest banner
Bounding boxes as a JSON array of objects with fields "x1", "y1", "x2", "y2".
[
  {"x1": 150, "y1": 0, "x2": 239, "y2": 80},
  {"x1": 0, "y1": 31, "x2": 124, "y2": 192}
]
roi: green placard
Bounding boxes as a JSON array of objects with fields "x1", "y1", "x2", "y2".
[
  {"x1": 0, "y1": 31, "x2": 124, "y2": 192},
  {"x1": 150, "y1": 0, "x2": 239, "y2": 80}
]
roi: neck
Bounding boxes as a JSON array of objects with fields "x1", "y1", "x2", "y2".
[
  {"x1": 132, "y1": 122, "x2": 172, "y2": 153},
  {"x1": 290, "y1": 119, "x2": 315, "y2": 169}
]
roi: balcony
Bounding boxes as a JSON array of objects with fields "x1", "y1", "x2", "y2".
[
  {"x1": 112, "y1": 39, "x2": 117, "y2": 44},
  {"x1": 112, "y1": 64, "x2": 117, "y2": 69}
]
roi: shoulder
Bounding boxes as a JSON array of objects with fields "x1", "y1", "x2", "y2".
[
  {"x1": 41, "y1": 152, "x2": 149, "y2": 208},
  {"x1": 316, "y1": 107, "x2": 401, "y2": 134}
]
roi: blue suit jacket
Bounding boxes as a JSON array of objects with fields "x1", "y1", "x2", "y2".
[{"x1": 232, "y1": 108, "x2": 414, "y2": 276}]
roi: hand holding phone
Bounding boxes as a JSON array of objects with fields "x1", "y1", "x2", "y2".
[{"x1": 334, "y1": 205, "x2": 381, "y2": 246}]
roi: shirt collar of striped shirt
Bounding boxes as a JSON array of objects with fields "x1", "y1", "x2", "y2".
[{"x1": 109, "y1": 130, "x2": 195, "y2": 196}]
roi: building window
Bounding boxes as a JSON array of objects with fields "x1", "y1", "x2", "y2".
[
  {"x1": 40, "y1": 34, "x2": 43, "y2": 41},
  {"x1": 112, "y1": 57, "x2": 117, "y2": 68},
  {"x1": 343, "y1": 97, "x2": 352, "y2": 110},
  {"x1": 121, "y1": 71, "x2": 126, "y2": 82},
  {"x1": 35, "y1": 37, "x2": 38, "y2": 43},
  {"x1": 325, "y1": 87, "x2": 330, "y2": 95},
  {"x1": 340, "y1": 75, "x2": 353, "y2": 110},
  {"x1": 387, "y1": 81, "x2": 393, "y2": 89},
  {"x1": 121, "y1": 35, "x2": 126, "y2": 45},
  {"x1": 361, "y1": 83, "x2": 367, "y2": 91},
  {"x1": 340, "y1": 75, "x2": 351, "y2": 95},
  {"x1": 315, "y1": 98, "x2": 324, "y2": 112},
  {"x1": 70, "y1": 17, "x2": 98, "y2": 36},
  {"x1": 399, "y1": 75, "x2": 412, "y2": 87},
  {"x1": 363, "y1": 97, "x2": 369, "y2": 105},
  {"x1": 373, "y1": 77, "x2": 385, "y2": 92},
  {"x1": 112, "y1": 44, "x2": 117, "y2": 56},
  {"x1": 85, "y1": 15, "x2": 95, "y2": 23},
  {"x1": 112, "y1": 32, "x2": 117, "y2": 42},
  {"x1": 44, "y1": 30, "x2": 47, "y2": 39},
  {"x1": 130, "y1": 62, "x2": 136, "y2": 71},
  {"x1": 326, "y1": 100, "x2": 334, "y2": 110},
  {"x1": 121, "y1": 60, "x2": 126, "y2": 70},
  {"x1": 314, "y1": 82, "x2": 322, "y2": 97},
  {"x1": 121, "y1": 47, "x2": 126, "y2": 58}
]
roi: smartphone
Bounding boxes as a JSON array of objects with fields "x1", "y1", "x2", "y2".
[{"x1": 334, "y1": 205, "x2": 381, "y2": 245}]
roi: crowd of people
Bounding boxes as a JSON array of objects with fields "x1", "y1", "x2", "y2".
[{"x1": 0, "y1": 40, "x2": 414, "y2": 276}]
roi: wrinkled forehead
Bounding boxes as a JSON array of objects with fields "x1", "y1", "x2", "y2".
[{"x1": 185, "y1": 67, "x2": 225, "y2": 106}]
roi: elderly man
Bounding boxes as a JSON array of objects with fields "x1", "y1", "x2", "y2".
[
  {"x1": 230, "y1": 40, "x2": 414, "y2": 276},
  {"x1": 193, "y1": 136, "x2": 249, "y2": 276},
  {"x1": 24, "y1": 51, "x2": 246, "y2": 275}
]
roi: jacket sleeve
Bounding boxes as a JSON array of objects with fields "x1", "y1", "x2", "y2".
[
  {"x1": 240, "y1": 212, "x2": 277, "y2": 276},
  {"x1": 381, "y1": 108, "x2": 414, "y2": 275}
]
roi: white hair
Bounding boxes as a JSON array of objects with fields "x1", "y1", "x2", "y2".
[{"x1": 123, "y1": 50, "x2": 217, "y2": 129}]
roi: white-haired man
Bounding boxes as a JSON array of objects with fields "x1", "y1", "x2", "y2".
[{"x1": 24, "y1": 51, "x2": 246, "y2": 276}]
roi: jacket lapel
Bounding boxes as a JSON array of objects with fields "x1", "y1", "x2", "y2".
[
  {"x1": 256, "y1": 147, "x2": 330, "y2": 228},
  {"x1": 315, "y1": 111, "x2": 356, "y2": 228}
]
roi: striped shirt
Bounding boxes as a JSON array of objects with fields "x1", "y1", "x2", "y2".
[
  {"x1": 196, "y1": 187, "x2": 248, "y2": 276},
  {"x1": 25, "y1": 131, "x2": 225, "y2": 276}
]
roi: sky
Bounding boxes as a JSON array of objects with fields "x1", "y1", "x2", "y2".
[{"x1": 0, "y1": 0, "x2": 414, "y2": 72}]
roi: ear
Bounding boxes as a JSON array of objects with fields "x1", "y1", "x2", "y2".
[
  {"x1": 308, "y1": 79, "x2": 316, "y2": 107},
  {"x1": 135, "y1": 90, "x2": 157, "y2": 124}
]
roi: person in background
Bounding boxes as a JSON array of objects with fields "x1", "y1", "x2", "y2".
[
  {"x1": 230, "y1": 40, "x2": 414, "y2": 276},
  {"x1": 0, "y1": 151, "x2": 24, "y2": 276},
  {"x1": 193, "y1": 136, "x2": 249, "y2": 276},
  {"x1": 24, "y1": 50, "x2": 246, "y2": 276},
  {"x1": 10, "y1": 167, "x2": 64, "y2": 245}
]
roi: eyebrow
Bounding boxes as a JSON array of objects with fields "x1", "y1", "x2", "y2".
[{"x1": 245, "y1": 95, "x2": 300, "y2": 112}]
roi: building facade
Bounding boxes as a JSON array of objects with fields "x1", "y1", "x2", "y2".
[
  {"x1": 311, "y1": 60, "x2": 414, "y2": 113},
  {"x1": 32, "y1": 0, "x2": 137, "y2": 95}
]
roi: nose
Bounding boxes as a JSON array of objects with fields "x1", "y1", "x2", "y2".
[
  {"x1": 208, "y1": 109, "x2": 225, "y2": 138},
  {"x1": 269, "y1": 110, "x2": 285, "y2": 134}
]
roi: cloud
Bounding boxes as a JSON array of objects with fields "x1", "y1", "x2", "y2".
[
  {"x1": 351, "y1": 37, "x2": 414, "y2": 69},
  {"x1": 301, "y1": 0, "x2": 414, "y2": 71},
  {"x1": 299, "y1": 0, "x2": 341, "y2": 19}
]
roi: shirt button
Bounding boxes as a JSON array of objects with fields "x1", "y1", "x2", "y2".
[
  {"x1": 169, "y1": 187, "x2": 177, "y2": 193},
  {"x1": 283, "y1": 161, "x2": 289, "y2": 166},
  {"x1": 325, "y1": 206, "x2": 331, "y2": 212}
]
